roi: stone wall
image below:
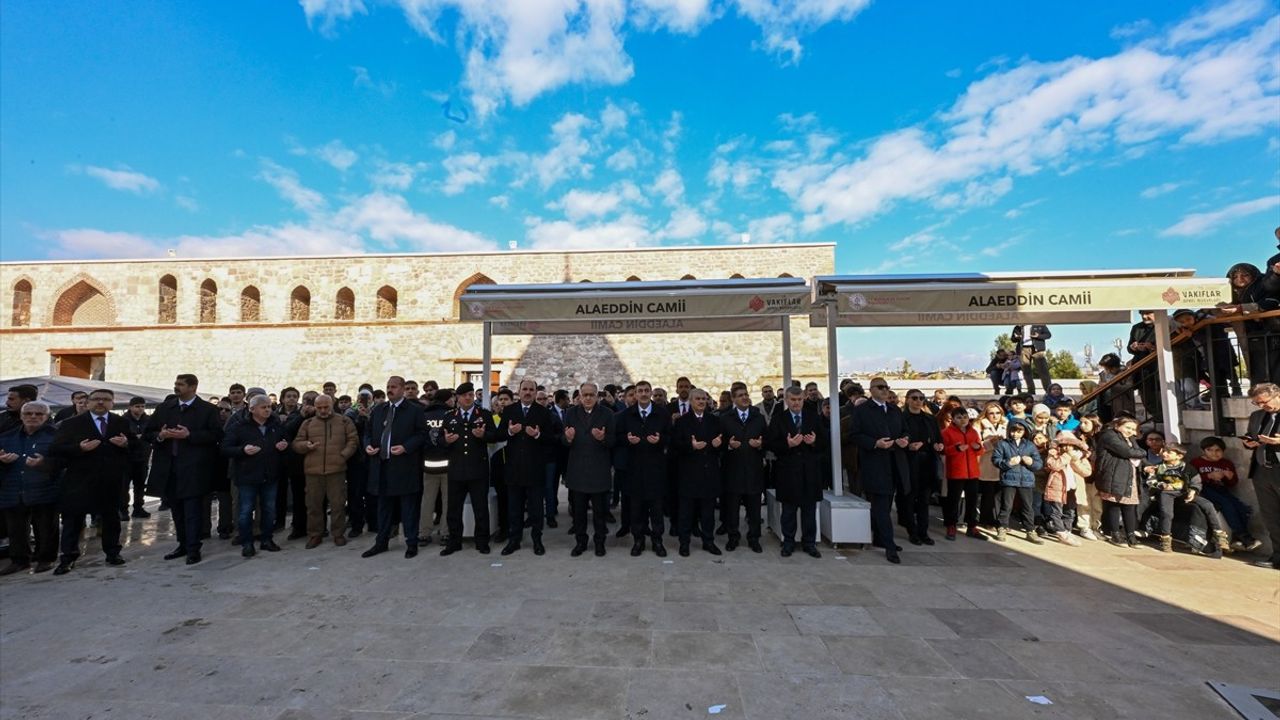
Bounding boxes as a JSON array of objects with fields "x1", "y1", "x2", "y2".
[{"x1": 0, "y1": 244, "x2": 833, "y2": 396}]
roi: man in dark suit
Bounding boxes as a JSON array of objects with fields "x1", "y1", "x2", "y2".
[
  {"x1": 723, "y1": 386, "x2": 769, "y2": 553},
  {"x1": 1243, "y1": 382, "x2": 1280, "y2": 570},
  {"x1": 767, "y1": 386, "x2": 824, "y2": 558},
  {"x1": 439, "y1": 382, "x2": 497, "y2": 556},
  {"x1": 619, "y1": 380, "x2": 670, "y2": 557},
  {"x1": 849, "y1": 376, "x2": 911, "y2": 564},
  {"x1": 47, "y1": 388, "x2": 134, "y2": 574},
  {"x1": 144, "y1": 374, "x2": 224, "y2": 565},
  {"x1": 361, "y1": 376, "x2": 428, "y2": 559},
  {"x1": 562, "y1": 382, "x2": 616, "y2": 557},
  {"x1": 498, "y1": 378, "x2": 558, "y2": 556},
  {"x1": 671, "y1": 389, "x2": 724, "y2": 557}
]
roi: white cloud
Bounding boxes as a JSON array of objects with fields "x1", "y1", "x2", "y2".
[
  {"x1": 707, "y1": 156, "x2": 762, "y2": 191},
  {"x1": 733, "y1": 0, "x2": 872, "y2": 64},
  {"x1": 315, "y1": 139, "x2": 359, "y2": 171},
  {"x1": 441, "y1": 152, "x2": 497, "y2": 195},
  {"x1": 606, "y1": 148, "x2": 638, "y2": 171},
  {"x1": 302, "y1": 1, "x2": 864, "y2": 116},
  {"x1": 1165, "y1": 0, "x2": 1268, "y2": 46},
  {"x1": 533, "y1": 112, "x2": 594, "y2": 188},
  {"x1": 335, "y1": 192, "x2": 496, "y2": 251},
  {"x1": 525, "y1": 213, "x2": 653, "y2": 249},
  {"x1": 489, "y1": 194, "x2": 510, "y2": 208},
  {"x1": 175, "y1": 195, "x2": 200, "y2": 212},
  {"x1": 49, "y1": 223, "x2": 363, "y2": 259},
  {"x1": 774, "y1": 13, "x2": 1280, "y2": 231},
  {"x1": 1110, "y1": 18, "x2": 1152, "y2": 40},
  {"x1": 746, "y1": 213, "x2": 795, "y2": 244},
  {"x1": 433, "y1": 130, "x2": 457, "y2": 151},
  {"x1": 662, "y1": 110, "x2": 683, "y2": 154},
  {"x1": 1159, "y1": 194, "x2": 1280, "y2": 236},
  {"x1": 258, "y1": 160, "x2": 328, "y2": 214},
  {"x1": 554, "y1": 188, "x2": 623, "y2": 220},
  {"x1": 599, "y1": 100, "x2": 630, "y2": 135},
  {"x1": 351, "y1": 65, "x2": 395, "y2": 97},
  {"x1": 661, "y1": 206, "x2": 707, "y2": 239},
  {"x1": 370, "y1": 160, "x2": 427, "y2": 190},
  {"x1": 653, "y1": 167, "x2": 685, "y2": 206},
  {"x1": 777, "y1": 111, "x2": 818, "y2": 130},
  {"x1": 1140, "y1": 181, "x2": 1183, "y2": 199},
  {"x1": 79, "y1": 165, "x2": 161, "y2": 194}
]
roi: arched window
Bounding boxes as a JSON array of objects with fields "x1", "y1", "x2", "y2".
[
  {"x1": 290, "y1": 286, "x2": 311, "y2": 321},
  {"x1": 680, "y1": 274, "x2": 697, "y2": 280},
  {"x1": 158, "y1": 274, "x2": 177, "y2": 324},
  {"x1": 777, "y1": 272, "x2": 794, "y2": 278},
  {"x1": 729, "y1": 273, "x2": 745, "y2": 279},
  {"x1": 199, "y1": 279, "x2": 217, "y2": 323},
  {"x1": 578, "y1": 279, "x2": 592, "y2": 283},
  {"x1": 453, "y1": 272, "x2": 495, "y2": 318},
  {"x1": 625, "y1": 275, "x2": 641, "y2": 282},
  {"x1": 52, "y1": 279, "x2": 116, "y2": 326},
  {"x1": 240, "y1": 286, "x2": 261, "y2": 322},
  {"x1": 11, "y1": 279, "x2": 32, "y2": 327},
  {"x1": 376, "y1": 286, "x2": 398, "y2": 319},
  {"x1": 335, "y1": 287, "x2": 355, "y2": 320}
]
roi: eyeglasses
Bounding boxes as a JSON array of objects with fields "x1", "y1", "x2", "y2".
[
  {"x1": 906, "y1": 396, "x2": 924, "y2": 401},
  {"x1": 871, "y1": 384, "x2": 889, "y2": 390}
]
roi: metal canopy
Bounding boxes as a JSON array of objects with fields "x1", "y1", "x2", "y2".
[
  {"x1": 459, "y1": 277, "x2": 810, "y2": 323},
  {"x1": 458, "y1": 277, "x2": 814, "y2": 409},
  {"x1": 812, "y1": 268, "x2": 1233, "y2": 499}
]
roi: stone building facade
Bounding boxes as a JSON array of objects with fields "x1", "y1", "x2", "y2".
[{"x1": 0, "y1": 244, "x2": 834, "y2": 397}]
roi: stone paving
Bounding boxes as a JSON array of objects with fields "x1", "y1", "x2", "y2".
[{"x1": 1, "y1": 498, "x2": 1278, "y2": 720}]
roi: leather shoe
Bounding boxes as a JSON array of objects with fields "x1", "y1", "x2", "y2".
[
  {"x1": 163, "y1": 547, "x2": 187, "y2": 561},
  {"x1": 678, "y1": 544, "x2": 690, "y2": 557},
  {"x1": 131, "y1": 507, "x2": 151, "y2": 519},
  {"x1": 440, "y1": 544, "x2": 462, "y2": 557},
  {"x1": 1253, "y1": 558, "x2": 1280, "y2": 570},
  {"x1": 920, "y1": 536, "x2": 935, "y2": 546},
  {"x1": 803, "y1": 545, "x2": 821, "y2": 559},
  {"x1": 533, "y1": 540, "x2": 546, "y2": 555},
  {"x1": 242, "y1": 546, "x2": 255, "y2": 558},
  {"x1": 615, "y1": 527, "x2": 630, "y2": 538},
  {"x1": 305, "y1": 537, "x2": 323, "y2": 549},
  {"x1": 333, "y1": 536, "x2": 347, "y2": 547},
  {"x1": 476, "y1": 543, "x2": 491, "y2": 554},
  {"x1": 726, "y1": 537, "x2": 739, "y2": 551},
  {"x1": 594, "y1": 543, "x2": 606, "y2": 557},
  {"x1": 185, "y1": 551, "x2": 202, "y2": 565},
  {"x1": 780, "y1": 545, "x2": 793, "y2": 558},
  {"x1": 872, "y1": 541, "x2": 903, "y2": 552},
  {"x1": 748, "y1": 540, "x2": 763, "y2": 553},
  {"x1": 631, "y1": 541, "x2": 644, "y2": 557},
  {"x1": 653, "y1": 542, "x2": 667, "y2": 557},
  {"x1": 886, "y1": 552, "x2": 901, "y2": 565},
  {"x1": 545, "y1": 517, "x2": 558, "y2": 529},
  {"x1": 261, "y1": 540, "x2": 282, "y2": 552},
  {"x1": 571, "y1": 543, "x2": 587, "y2": 557},
  {"x1": 33, "y1": 562, "x2": 53, "y2": 573},
  {"x1": 491, "y1": 530, "x2": 507, "y2": 543},
  {"x1": 53, "y1": 561, "x2": 73, "y2": 576},
  {"x1": 405, "y1": 547, "x2": 418, "y2": 559},
  {"x1": 501, "y1": 543, "x2": 520, "y2": 556},
  {"x1": 361, "y1": 545, "x2": 388, "y2": 558},
  {"x1": 349, "y1": 528, "x2": 363, "y2": 538},
  {"x1": 117, "y1": 509, "x2": 130, "y2": 522},
  {"x1": 703, "y1": 543, "x2": 722, "y2": 556},
  {"x1": 105, "y1": 555, "x2": 126, "y2": 566}
]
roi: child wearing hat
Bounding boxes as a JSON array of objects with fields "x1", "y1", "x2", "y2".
[{"x1": 1043, "y1": 433, "x2": 1090, "y2": 546}]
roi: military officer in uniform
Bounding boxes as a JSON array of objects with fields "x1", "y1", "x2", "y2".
[{"x1": 439, "y1": 382, "x2": 497, "y2": 555}]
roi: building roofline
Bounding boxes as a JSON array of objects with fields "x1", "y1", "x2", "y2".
[{"x1": 0, "y1": 242, "x2": 836, "y2": 267}]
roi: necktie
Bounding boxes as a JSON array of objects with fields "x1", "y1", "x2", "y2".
[
  {"x1": 97, "y1": 415, "x2": 107, "y2": 438},
  {"x1": 681, "y1": 402, "x2": 687, "y2": 415},
  {"x1": 1265, "y1": 413, "x2": 1279, "y2": 467},
  {"x1": 522, "y1": 405, "x2": 529, "y2": 417},
  {"x1": 740, "y1": 410, "x2": 748, "y2": 423},
  {"x1": 641, "y1": 408, "x2": 648, "y2": 419},
  {"x1": 464, "y1": 409, "x2": 470, "y2": 423},
  {"x1": 792, "y1": 413, "x2": 800, "y2": 426},
  {"x1": 381, "y1": 403, "x2": 396, "y2": 459}
]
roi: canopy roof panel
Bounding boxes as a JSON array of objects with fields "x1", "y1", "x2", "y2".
[
  {"x1": 811, "y1": 269, "x2": 1229, "y2": 327},
  {"x1": 459, "y1": 277, "x2": 811, "y2": 323}
]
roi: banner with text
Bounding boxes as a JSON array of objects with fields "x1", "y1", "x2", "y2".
[{"x1": 460, "y1": 289, "x2": 810, "y2": 322}]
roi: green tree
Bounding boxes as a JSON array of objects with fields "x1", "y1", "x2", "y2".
[
  {"x1": 1048, "y1": 349, "x2": 1083, "y2": 379},
  {"x1": 899, "y1": 359, "x2": 915, "y2": 379},
  {"x1": 992, "y1": 333, "x2": 1014, "y2": 358}
]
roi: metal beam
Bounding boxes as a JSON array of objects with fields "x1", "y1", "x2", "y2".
[
  {"x1": 781, "y1": 315, "x2": 792, "y2": 390},
  {"x1": 1152, "y1": 310, "x2": 1181, "y2": 442},
  {"x1": 481, "y1": 321, "x2": 492, "y2": 411},
  {"x1": 825, "y1": 302, "x2": 843, "y2": 497}
]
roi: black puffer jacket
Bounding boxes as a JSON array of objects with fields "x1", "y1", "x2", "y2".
[{"x1": 1092, "y1": 427, "x2": 1146, "y2": 498}]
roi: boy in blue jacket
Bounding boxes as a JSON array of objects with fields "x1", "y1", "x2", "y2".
[{"x1": 992, "y1": 420, "x2": 1044, "y2": 544}]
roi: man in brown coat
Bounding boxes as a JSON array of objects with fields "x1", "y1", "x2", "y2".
[{"x1": 293, "y1": 394, "x2": 358, "y2": 547}]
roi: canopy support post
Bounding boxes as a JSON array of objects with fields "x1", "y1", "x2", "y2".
[
  {"x1": 1152, "y1": 310, "x2": 1182, "y2": 442},
  {"x1": 782, "y1": 315, "x2": 793, "y2": 390},
  {"x1": 825, "y1": 301, "x2": 843, "y2": 497},
  {"x1": 482, "y1": 321, "x2": 493, "y2": 411}
]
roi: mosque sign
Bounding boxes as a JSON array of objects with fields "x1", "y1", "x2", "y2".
[{"x1": 460, "y1": 287, "x2": 811, "y2": 322}]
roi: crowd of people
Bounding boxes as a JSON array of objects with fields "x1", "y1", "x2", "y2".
[{"x1": 1, "y1": 363, "x2": 1277, "y2": 575}]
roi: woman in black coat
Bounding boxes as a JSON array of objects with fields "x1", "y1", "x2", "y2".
[{"x1": 1092, "y1": 417, "x2": 1146, "y2": 547}]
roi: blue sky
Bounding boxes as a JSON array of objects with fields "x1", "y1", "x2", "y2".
[{"x1": 2, "y1": 0, "x2": 1278, "y2": 372}]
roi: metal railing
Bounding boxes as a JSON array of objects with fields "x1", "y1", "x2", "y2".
[{"x1": 1077, "y1": 309, "x2": 1280, "y2": 435}]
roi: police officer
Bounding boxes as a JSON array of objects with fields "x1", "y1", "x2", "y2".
[
  {"x1": 420, "y1": 388, "x2": 454, "y2": 546},
  {"x1": 439, "y1": 383, "x2": 497, "y2": 555}
]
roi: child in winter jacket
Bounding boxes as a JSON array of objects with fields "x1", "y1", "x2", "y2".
[
  {"x1": 941, "y1": 407, "x2": 985, "y2": 542},
  {"x1": 1043, "y1": 433, "x2": 1091, "y2": 546},
  {"x1": 1143, "y1": 443, "x2": 1230, "y2": 557},
  {"x1": 991, "y1": 420, "x2": 1044, "y2": 544}
]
